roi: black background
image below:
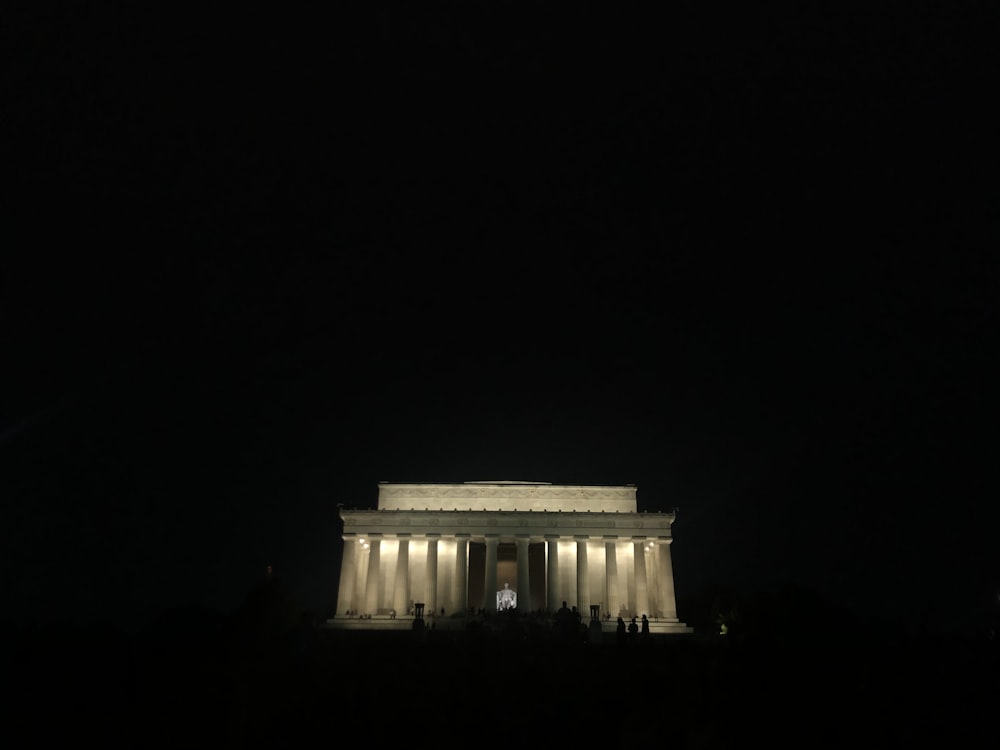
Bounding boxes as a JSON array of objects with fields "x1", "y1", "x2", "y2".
[{"x1": 3, "y1": 2, "x2": 997, "y2": 636}]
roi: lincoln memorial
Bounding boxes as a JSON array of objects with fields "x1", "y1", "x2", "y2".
[{"x1": 329, "y1": 481, "x2": 692, "y2": 634}]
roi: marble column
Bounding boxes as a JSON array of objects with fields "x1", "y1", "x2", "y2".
[
  {"x1": 576, "y1": 537, "x2": 589, "y2": 612},
  {"x1": 605, "y1": 539, "x2": 619, "y2": 619},
  {"x1": 646, "y1": 542, "x2": 661, "y2": 617},
  {"x1": 482, "y1": 535, "x2": 499, "y2": 612},
  {"x1": 656, "y1": 540, "x2": 679, "y2": 621},
  {"x1": 425, "y1": 535, "x2": 439, "y2": 617},
  {"x1": 634, "y1": 540, "x2": 650, "y2": 618},
  {"x1": 516, "y1": 536, "x2": 531, "y2": 613},
  {"x1": 355, "y1": 543, "x2": 370, "y2": 614},
  {"x1": 393, "y1": 537, "x2": 410, "y2": 616},
  {"x1": 546, "y1": 535, "x2": 560, "y2": 612},
  {"x1": 336, "y1": 536, "x2": 358, "y2": 616},
  {"x1": 364, "y1": 537, "x2": 382, "y2": 615},
  {"x1": 454, "y1": 534, "x2": 469, "y2": 616}
]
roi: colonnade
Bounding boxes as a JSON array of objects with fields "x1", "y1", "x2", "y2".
[{"x1": 336, "y1": 533, "x2": 679, "y2": 621}]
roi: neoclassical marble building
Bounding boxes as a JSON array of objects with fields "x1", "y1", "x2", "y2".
[{"x1": 330, "y1": 481, "x2": 692, "y2": 634}]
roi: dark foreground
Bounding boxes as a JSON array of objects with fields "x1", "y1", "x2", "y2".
[{"x1": 5, "y1": 616, "x2": 998, "y2": 749}]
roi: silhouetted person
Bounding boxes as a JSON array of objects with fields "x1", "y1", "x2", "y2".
[
  {"x1": 616, "y1": 616, "x2": 627, "y2": 647},
  {"x1": 556, "y1": 600, "x2": 574, "y2": 640},
  {"x1": 588, "y1": 617, "x2": 603, "y2": 643},
  {"x1": 628, "y1": 616, "x2": 639, "y2": 642},
  {"x1": 641, "y1": 614, "x2": 650, "y2": 640}
]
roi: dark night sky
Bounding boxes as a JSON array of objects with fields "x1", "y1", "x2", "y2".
[{"x1": 3, "y1": 3, "x2": 997, "y2": 634}]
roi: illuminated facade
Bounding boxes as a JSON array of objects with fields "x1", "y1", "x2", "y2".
[{"x1": 330, "y1": 481, "x2": 692, "y2": 634}]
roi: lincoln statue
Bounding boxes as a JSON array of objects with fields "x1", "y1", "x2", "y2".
[{"x1": 497, "y1": 582, "x2": 516, "y2": 611}]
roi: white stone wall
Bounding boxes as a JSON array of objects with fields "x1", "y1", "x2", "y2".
[{"x1": 376, "y1": 482, "x2": 638, "y2": 513}]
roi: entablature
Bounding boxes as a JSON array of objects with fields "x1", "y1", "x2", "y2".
[{"x1": 339, "y1": 508, "x2": 674, "y2": 541}]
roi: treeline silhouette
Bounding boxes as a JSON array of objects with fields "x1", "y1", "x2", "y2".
[{"x1": 4, "y1": 579, "x2": 997, "y2": 748}]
